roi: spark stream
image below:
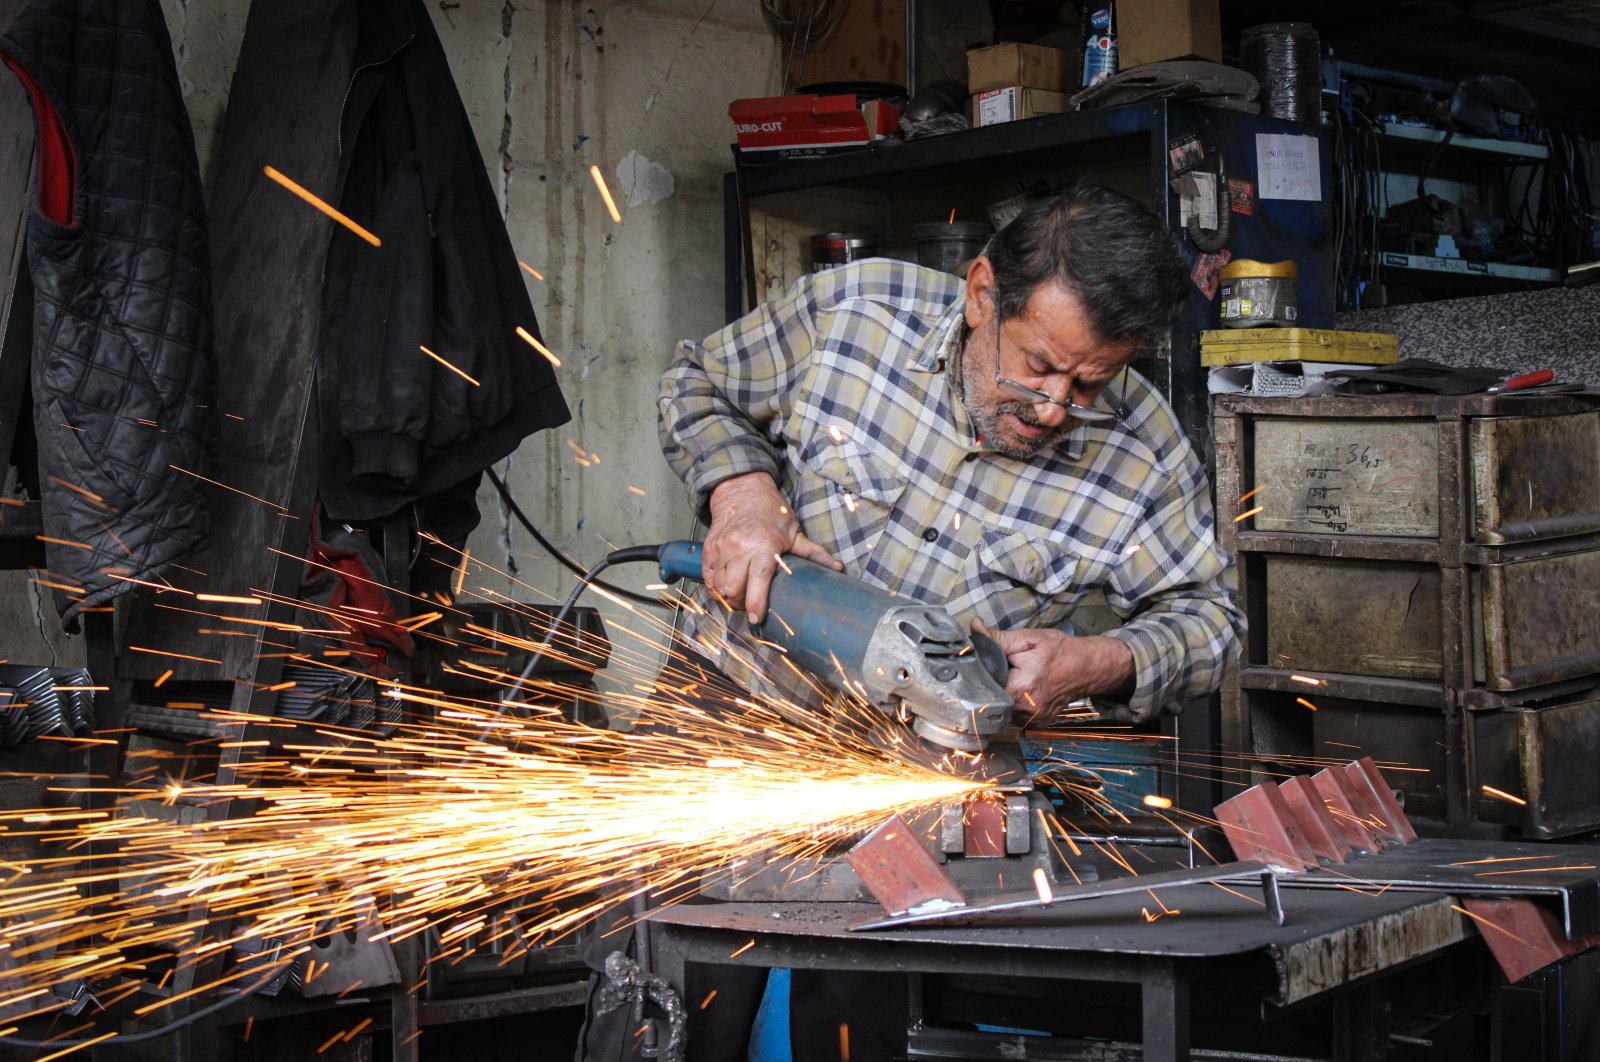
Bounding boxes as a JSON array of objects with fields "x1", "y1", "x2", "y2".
[{"x1": 0, "y1": 697, "x2": 985, "y2": 1030}]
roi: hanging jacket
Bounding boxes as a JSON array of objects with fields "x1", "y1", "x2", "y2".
[
  {"x1": 318, "y1": 0, "x2": 569, "y2": 521},
  {"x1": 0, "y1": 0, "x2": 220, "y2": 626}
]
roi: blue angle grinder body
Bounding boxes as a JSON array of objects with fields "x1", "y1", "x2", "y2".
[{"x1": 657, "y1": 540, "x2": 1014, "y2": 753}]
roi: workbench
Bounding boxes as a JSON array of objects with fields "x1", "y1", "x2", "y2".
[{"x1": 646, "y1": 883, "x2": 1478, "y2": 1061}]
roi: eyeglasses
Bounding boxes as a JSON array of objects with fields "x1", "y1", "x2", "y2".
[{"x1": 991, "y1": 317, "x2": 1121, "y2": 425}]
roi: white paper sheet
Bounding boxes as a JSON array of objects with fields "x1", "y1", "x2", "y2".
[{"x1": 1255, "y1": 133, "x2": 1321, "y2": 201}]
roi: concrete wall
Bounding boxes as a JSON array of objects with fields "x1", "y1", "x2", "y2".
[
  {"x1": 0, "y1": 2, "x2": 776, "y2": 702},
  {"x1": 436, "y1": 2, "x2": 778, "y2": 707}
]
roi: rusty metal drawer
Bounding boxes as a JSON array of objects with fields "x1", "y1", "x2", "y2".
[
  {"x1": 1263, "y1": 545, "x2": 1600, "y2": 690},
  {"x1": 1251, "y1": 417, "x2": 1440, "y2": 537},
  {"x1": 1263, "y1": 556, "x2": 1444, "y2": 681},
  {"x1": 1475, "y1": 543, "x2": 1600, "y2": 690},
  {"x1": 1469, "y1": 411, "x2": 1600, "y2": 544},
  {"x1": 1476, "y1": 696, "x2": 1600, "y2": 839}
]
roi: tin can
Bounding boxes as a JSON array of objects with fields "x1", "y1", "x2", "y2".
[
  {"x1": 1081, "y1": 4, "x2": 1118, "y2": 87},
  {"x1": 1083, "y1": 35, "x2": 1118, "y2": 86},
  {"x1": 1219, "y1": 259, "x2": 1299, "y2": 328},
  {"x1": 810, "y1": 232, "x2": 876, "y2": 272}
]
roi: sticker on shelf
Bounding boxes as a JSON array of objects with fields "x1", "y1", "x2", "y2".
[{"x1": 1228, "y1": 177, "x2": 1255, "y2": 215}]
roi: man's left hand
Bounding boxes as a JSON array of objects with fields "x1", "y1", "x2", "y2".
[{"x1": 973, "y1": 622, "x2": 1135, "y2": 728}]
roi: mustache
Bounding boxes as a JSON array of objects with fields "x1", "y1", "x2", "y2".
[{"x1": 997, "y1": 402, "x2": 1048, "y2": 428}]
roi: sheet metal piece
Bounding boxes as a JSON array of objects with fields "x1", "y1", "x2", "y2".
[
  {"x1": 1277, "y1": 774, "x2": 1354, "y2": 863},
  {"x1": 846, "y1": 814, "x2": 965, "y2": 917},
  {"x1": 1461, "y1": 897, "x2": 1600, "y2": 984},
  {"x1": 1309, "y1": 766, "x2": 1380, "y2": 853},
  {"x1": 1342, "y1": 759, "x2": 1418, "y2": 844},
  {"x1": 850, "y1": 861, "x2": 1268, "y2": 931},
  {"x1": 1215, "y1": 781, "x2": 1318, "y2": 869},
  {"x1": 963, "y1": 794, "x2": 1007, "y2": 858}
]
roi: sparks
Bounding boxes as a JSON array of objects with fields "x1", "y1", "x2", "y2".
[
  {"x1": 589, "y1": 164, "x2": 623, "y2": 223},
  {"x1": 262, "y1": 166, "x2": 380, "y2": 246},
  {"x1": 420, "y1": 345, "x2": 482, "y2": 387},
  {"x1": 517, "y1": 326, "x2": 561, "y2": 367},
  {"x1": 1481, "y1": 785, "x2": 1527, "y2": 806}
]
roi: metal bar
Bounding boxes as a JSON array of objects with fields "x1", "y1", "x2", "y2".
[
  {"x1": 1142, "y1": 961, "x2": 1192, "y2": 1062},
  {"x1": 1237, "y1": 667, "x2": 1448, "y2": 708},
  {"x1": 850, "y1": 862, "x2": 1268, "y2": 932},
  {"x1": 418, "y1": 982, "x2": 589, "y2": 1026},
  {"x1": 1233, "y1": 530, "x2": 1442, "y2": 564}
]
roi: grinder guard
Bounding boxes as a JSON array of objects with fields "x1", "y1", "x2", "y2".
[{"x1": 658, "y1": 541, "x2": 1013, "y2": 751}]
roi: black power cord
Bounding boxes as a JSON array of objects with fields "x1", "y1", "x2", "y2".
[
  {"x1": 503, "y1": 544, "x2": 665, "y2": 704},
  {"x1": 486, "y1": 468, "x2": 662, "y2": 608}
]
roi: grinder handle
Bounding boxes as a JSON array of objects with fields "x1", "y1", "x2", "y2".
[{"x1": 657, "y1": 540, "x2": 705, "y2": 584}]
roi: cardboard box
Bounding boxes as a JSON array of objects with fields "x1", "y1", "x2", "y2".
[
  {"x1": 728, "y1": 94, "x2": 900, "y2": 157},
  {"x1": 972, "y1": 86, "x2": 1069, "y2": 127},
  {"x1": 1117, "y1": 0, "x2": 1222, "y2": 70},
  {"x1": 967, "y1": 43, "x2": 1071, "y2": 94}
]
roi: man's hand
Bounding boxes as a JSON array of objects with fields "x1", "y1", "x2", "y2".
[
  {"x1": 973, "y1": 621, "x2": 1135, "y2": 728},
  {"x1": 704, "y1": 472, "x2": 841, "y2": 623}
]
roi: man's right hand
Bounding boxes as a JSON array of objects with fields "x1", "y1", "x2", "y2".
[{"x1": 703, "y1": 471, "x2": 841, "y2": 624}]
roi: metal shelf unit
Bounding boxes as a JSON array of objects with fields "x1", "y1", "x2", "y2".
[
  {"x1": 1214, "y1": 390, "x2": 1600, "y2": 840},
  {"x1": 725, "y1": 100, "x2": 1335, "y2": 461}
]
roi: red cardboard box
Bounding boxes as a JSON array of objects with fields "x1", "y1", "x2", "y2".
[{"x1": 729, "y1": 94, "x2": 900, "y2": 156}]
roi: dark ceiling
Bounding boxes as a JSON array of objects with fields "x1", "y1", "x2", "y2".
[{"x1": 1220, "y1": 0, "x2": 1600, "y2": 127}]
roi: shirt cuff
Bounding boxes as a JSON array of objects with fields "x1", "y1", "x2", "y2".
[
  {"x1": 1093, "y1": 624, "x2": 1179, "y2": 724},
  {"x1": 687, "y1": 441, "x2": 782, "y2": 521}
]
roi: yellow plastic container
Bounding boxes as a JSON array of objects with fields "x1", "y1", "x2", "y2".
[{"x1": 1200, "y1": 327, "x2": 1401, "y2": 367}]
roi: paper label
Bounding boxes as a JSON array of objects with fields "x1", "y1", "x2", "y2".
[
  {"x1": 1256, "y1": 134, "x2": 1321, "y2": 201},
  {"x1": 1228, "y1": 177, "x2": 1255, "y2": 215},
  {"x1": 976, "y1": 88, "x2": 1017, "y2": 127},
  {"x1": 1190, "y1": 249, "x2": 1232, "y2": 300}
]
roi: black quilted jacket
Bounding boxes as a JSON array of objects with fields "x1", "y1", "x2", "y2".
[
  {"x1": 1, "y1": 0, "x2": 219, "y2": 625},
  {"x1": 318, "y1": 0, "x2": 569, "y2": 521}
]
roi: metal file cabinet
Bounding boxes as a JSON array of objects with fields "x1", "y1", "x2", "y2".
[{"x1": 1214, "y1": 391, "x2": 1600, "y2": 839}]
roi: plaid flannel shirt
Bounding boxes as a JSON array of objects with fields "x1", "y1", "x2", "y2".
[{"x1": 658, "y1": 259, "x2": 1241, "y2": 722}]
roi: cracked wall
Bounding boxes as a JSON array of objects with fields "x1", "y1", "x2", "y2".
[{"x1": 432, "y1": 1, "x2": 778, "y2": 701}]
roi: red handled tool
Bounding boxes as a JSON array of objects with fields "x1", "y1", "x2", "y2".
[{"x1": 1486, "y1": 368, "x2": 1555, "y2": 393}]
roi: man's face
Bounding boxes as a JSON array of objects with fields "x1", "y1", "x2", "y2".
[{"x1": 961, "y1": 269, "x2": 1135, "y2": 459}]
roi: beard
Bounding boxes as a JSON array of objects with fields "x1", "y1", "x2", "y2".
[
  {"x1": 960, "y1": 330, "x2": 1073, "y2": 459},
  {"x1": 966, "y1": 399, "x2": 1070, "y2": 458}
]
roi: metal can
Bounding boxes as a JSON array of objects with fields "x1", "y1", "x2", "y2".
[
  {"x1": 1082, "y1": 34, "x2": 1118, "y2": 87},
  {"x1": 810, "y1": 232, "x2": 876, "y2": 272},
  {"x1": 1219, "y1": 259, "x2": 1299, "y2": 328}
]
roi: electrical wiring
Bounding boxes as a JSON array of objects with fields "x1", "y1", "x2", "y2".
[{"x1": 486, "y1": 468, "x2": 663, "y2": 608}]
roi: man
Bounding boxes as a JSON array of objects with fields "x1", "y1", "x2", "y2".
[
  {"x1": 662, "y1": 181, "x2": 1239, "y2": 730},
  {"x1": 584, "y1": 180, "x2": 1241, "y2": 1060}
]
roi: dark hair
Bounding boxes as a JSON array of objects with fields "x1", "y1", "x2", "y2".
[{"x1": 986, "y1": 180, "x2": 1188, "y2": 355}]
